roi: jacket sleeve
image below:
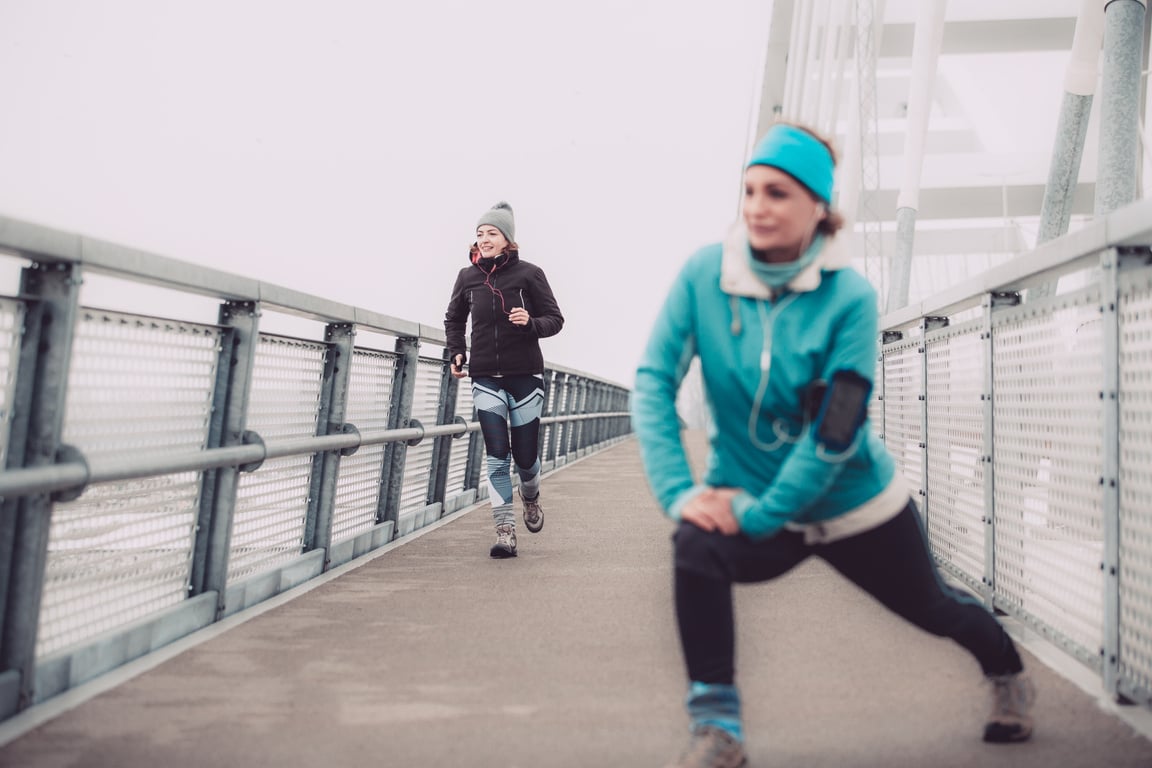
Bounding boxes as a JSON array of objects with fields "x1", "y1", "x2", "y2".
[
  {"x1": 525, "y1": 266, "x2": 564, "y2": 338},
  {"x1": 444, "y1": 270, "x2": 469, "y2": 363},
  {"x1": 731, "y1": 287, "x2": 880, "y2": 539},
  {"x1": 631, "y1": 257, "x2": 704, "y2": 520}
]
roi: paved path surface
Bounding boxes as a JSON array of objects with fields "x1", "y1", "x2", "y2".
[{"x1": 2, "y1": 435, "x2": 1151, "y2": 767}]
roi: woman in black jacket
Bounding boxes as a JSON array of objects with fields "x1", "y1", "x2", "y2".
[{"x1": 444, "y1": 201, "x2": 565, "y2": 558}]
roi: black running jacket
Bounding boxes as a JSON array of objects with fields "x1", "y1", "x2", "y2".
[{"x1": 444, "y1": 250, "x2": 564, "y2": 377}]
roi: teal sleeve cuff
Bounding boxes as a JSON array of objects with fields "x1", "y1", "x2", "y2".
[
  {"x1": 731, "y1": 491, "x2": 784, "y2": 540},
  {"x1": 730, "y1": 491, "x2": 759, "y2": 529},
  {"x1": 668, "y1": 485, "x2": 709, "y2": 521}
]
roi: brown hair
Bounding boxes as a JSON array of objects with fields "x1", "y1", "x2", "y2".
[{"x1": 469, "y1": 243, "x2": 520, "y2": 263}]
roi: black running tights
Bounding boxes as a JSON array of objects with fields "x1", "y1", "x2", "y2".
[{"x1": 673, "y1": 501, "x2": 1024, "y2": 685}]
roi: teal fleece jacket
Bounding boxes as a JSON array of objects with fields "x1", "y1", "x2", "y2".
[{"x1": 631, "y1": 225, "x2": 897, "y2": 539}]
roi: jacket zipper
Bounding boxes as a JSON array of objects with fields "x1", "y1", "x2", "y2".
[{"x1": 492, "y1": 275, "x2": 500, "y2": 374}]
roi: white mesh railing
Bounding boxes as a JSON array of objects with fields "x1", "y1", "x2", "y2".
[
  {"x1": 990, "y1": 290, "x2": 1105, "y2": 663},
  {"x1": 879, "y1": 245, "x2": 1152, "y2": 705},
  {"x1": 924, "y1": 321, "x2": 986, "y2": 594},
  {"x1": 331, "y1": 348, "x2": 397, "y2": 544},
  {"x1": 446, "y1": 379, "x2": 475, "y2": 496},
  {"x1": 396, "y1": 358, "x2": 443, "y2": 531},
  {"x1": 229, "y1": 335, "x2": 327, "y2": 583},
  {"x1": 41, "y1": 311, "x2": 221, "y2": 656},
  {"x1": 0, "y1": 214, "x2": 640, "y2": 717},
  {"x1": 881, "y1": 337, "x2": 923, "y2": 497},
  {"x1": 1119, "y1": 271, "x2": 1152, "y2": 696}
]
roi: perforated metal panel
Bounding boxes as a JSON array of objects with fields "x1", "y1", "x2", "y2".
[
  {"x1": 1119, "y1": 267, "x2": 1152, "y2": 698},
  {"x1": 881, "y1": 337, "x2": 923, "y2": 494},
  {"x1": 991, "y1": 291, "x2": 1103, "y2": 662},
  {"x1": 40, "y1": 311, "x2": 221, "y2": 656},
  {"x1": 330, "y1": 348, "x2": 397, "y2": 543},
  {"x1": 924, "y1": 321, "x2": 986, "y2": 591},
  {"x1": 397, "y1": 358, "x2": 442, "y2": 520},
  {"x1": 229, "y1": 335, "x2": 326, "y2": 582},
  {"x1": 446, "y1": 379, "x2": 475, "y2": 494}
]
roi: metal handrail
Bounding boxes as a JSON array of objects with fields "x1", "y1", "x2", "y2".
[{"x1": 0, "y1": 411, "x2": 632, "y2": 499}]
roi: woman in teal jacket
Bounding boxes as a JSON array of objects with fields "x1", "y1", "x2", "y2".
[{"x1": 632, "y1": 123, "x2": 1035, "y2": 768}]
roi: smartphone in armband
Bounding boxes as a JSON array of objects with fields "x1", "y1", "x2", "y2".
[
  {"x1": 814, "y1": 370, "x2": 873, "y2": 452},
  {"x1": 801, "y1": 380, "x2": 828, "y2": 421}
]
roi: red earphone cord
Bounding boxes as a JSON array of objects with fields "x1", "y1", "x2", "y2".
[{"x1": 473, "y1": 247, "x2": 511, "y2": 314}]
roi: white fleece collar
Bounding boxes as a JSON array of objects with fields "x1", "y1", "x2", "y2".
[{"x1": 720, "y1": 221, "x2": 849, "y2": 298}]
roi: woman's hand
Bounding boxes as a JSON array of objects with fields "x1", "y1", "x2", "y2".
[
  {"x1": 681, "y1": 487, "x2": 742, "y2": 535},
  {"x1": 450, "y1": 354, "x2": 467, "y2": 379},
  {"x1": 508, "y1": 307, "x2": 530, "y2": 326}
]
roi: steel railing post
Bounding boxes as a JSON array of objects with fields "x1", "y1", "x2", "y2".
[
  {"x1": 537, "y1": 369, "x2": 554, "y2": 466},
  {"x1": 548, "y1": 372, "x2": 566, "y2": 463},
  {"x1": 586, "y1": 382, "x2": 601, "y2": 448},
  {"x1": 983, "y1": 291, "x2": 1020, "y2": 610},
  {"x1": 593, "y1": 383, "x2": 608, "y2": 447},
  {"x1": 307, "y1": 323, "x2": 355, "y2": 567},
  {"x1": 190, "y1": 325, "x2": 235, "y2": 596},
  {"x1": 1100, "y1": 248, "x2": 1124, "y2": 699},
  {"x1": 427, "y1": 348, "x2": 459, "y2": 512},
  {"x1": 196, "y1": 301, "x2": 261, "y2": 619},
  {"x1": 561, "y1": 376, "x2": 576, "y2": 460},
  {"x1": 0, "y1": 261, "x2": 81, "y2": 715},
  {"x1": 378, "y1": 336, "x2": 419, "y2": 536},
  {"x1": 980, "y1": 293, "x2": 998, "y2": 610},
  {"x1": 581, "y1": 378, "x2": 594, "y2": 453}
]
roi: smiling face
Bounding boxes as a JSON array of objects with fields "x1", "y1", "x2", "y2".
[
  {"x1": 475, "y1": 225, "x2": 509, "y2": 258},
  {"x1": 742, "y1": 164, "x2": 825, "y2": 262}
]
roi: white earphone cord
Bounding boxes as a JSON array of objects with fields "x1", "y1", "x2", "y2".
[{"x1": 747, "y1": 296, "x2": 800, "y2": 451}]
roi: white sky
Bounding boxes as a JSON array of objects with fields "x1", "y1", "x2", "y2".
[{"x1": 0, "y1": 0, "x2": 772, "y2": 386}]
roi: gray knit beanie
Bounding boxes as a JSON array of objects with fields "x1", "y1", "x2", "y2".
[{"x1": 476, "y1": 201, "x2": 515, "y2": 243}]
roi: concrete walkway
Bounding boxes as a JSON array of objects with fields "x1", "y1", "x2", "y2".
[{"x1": 2, "y1": 435, "x2": 1151, "y2": 767}]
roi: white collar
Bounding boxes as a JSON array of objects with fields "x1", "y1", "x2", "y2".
[{"x1": 719, "y1": 221, "x2": 849, "y2": 298}]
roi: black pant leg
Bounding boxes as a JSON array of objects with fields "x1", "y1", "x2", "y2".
[
  {"x1": 673, "y1": 523, "x2": 810, "y2": 684},
  {"x1": 818, "y1": 502, "x2": 1023, "y2": 676}
]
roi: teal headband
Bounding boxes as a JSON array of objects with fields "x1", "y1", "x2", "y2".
[{"x1": 745, "y1": 124, "x2": 834, "y2": 204}]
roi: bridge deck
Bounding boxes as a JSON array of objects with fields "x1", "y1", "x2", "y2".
[{"x1": 1, "y1": 435, "x2": 1151, "y2": 767}]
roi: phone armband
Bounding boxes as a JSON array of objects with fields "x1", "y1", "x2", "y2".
[{"x1": 814, "y1": 370, "x2": 873, "y2": 452}]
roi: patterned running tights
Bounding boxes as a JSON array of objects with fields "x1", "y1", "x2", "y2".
[{"x1": 471, "y1": 374, "x2": 545, "y2": 527}]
